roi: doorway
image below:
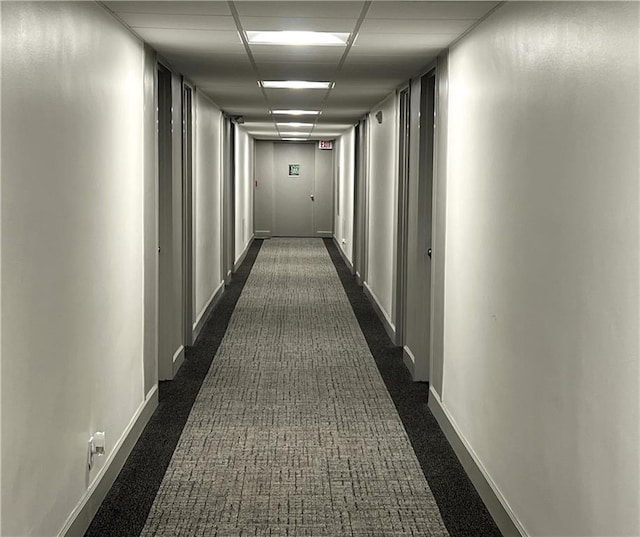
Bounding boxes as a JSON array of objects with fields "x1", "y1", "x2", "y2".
[
  {"x1": 396, "y1": 87, "x2": 411, "y2": 347},
  {"x1": 157, "y1": 64, "x2": 174, "y2": 380},
  {"x1": 182, "y1": 82, "x2": 194, "y2": 347},
  {"x1": 273, "y1": 143, "x2": 316, "y2": 236},
  {"x1": 412, "y1": 71, "x2": 436, "y2": 381}
]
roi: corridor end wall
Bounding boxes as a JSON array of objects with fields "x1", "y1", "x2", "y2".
[{"x1": 434, "y1": 2, "x2": 640, "y2": 535}]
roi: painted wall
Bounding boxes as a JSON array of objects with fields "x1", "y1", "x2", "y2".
[
  {"x1": 441, "y1": 2, "x2": 639, "y2": 535},
  {"x1": 1, "y1": 3, "x2": 151, "y2": 535},
  {"x1": 193, "y1": 90, "x2": 223, "y2": 327},
  {"x1": 335, "y1": 128, "x2": 355, "y2": 262},
  {"x1": 234, "y1": 126, "x2": 254, "y2": 263},
  {"x1": 366, "y1": 93, "x2": 398, "y2": 329}
]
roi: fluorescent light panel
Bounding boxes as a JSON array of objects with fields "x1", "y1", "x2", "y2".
[
  {"x1": 282, "y1": 138, "x2": 307, "y2": 141},
  {"x1": 261, "y1": 80, "x2": 332, "y2": 90},
  {"x1": 277, "y1": 122, "x2": 313, "y2": 128},
  {"x1": 272, "y1": 110, "x2": 320, "y2": 116},
  {"x1": 247, "y1": 31, "x2": 349, "y2": 46}
]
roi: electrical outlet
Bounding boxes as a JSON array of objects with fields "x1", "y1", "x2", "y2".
[{"x1": 88, "y1": 432, "x2": 106, "y2": 471}]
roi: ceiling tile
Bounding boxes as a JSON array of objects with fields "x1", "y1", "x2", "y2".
[
  {"x1": 119, "y1": 13, "x2": 236, "y2": 31},
  {"x1": 353, "y1": 32, "x2": 459, "y2": 50},
  {"x1": 106, "y1": 1, "x2": 232, "y2": 16},
  {"x1": 258, "y1": 62, "x2": 336, "y2": 80},
  {"x1": 366, "y1": 2, "x2": 499, "y2": 20},
  {"x1": 134, "y1": 28, "x2": 245, "y2": 53},
  {"x1": 359, "y1": 18, "x2": 476, "y2": 35},
  {"x1": 235, "y1": 2, "x2": 364, "y2": 19},
  {"x1": 265, "y1": 90, "x2": 326, "y2": 109}
]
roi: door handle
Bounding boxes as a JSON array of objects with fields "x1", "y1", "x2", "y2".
[
  {"x1": 427, "y1": 248, "x2": 432, "y2": 258},
  {"x1": 310, "y1": 194, "x2": 315, "y2": 201}
]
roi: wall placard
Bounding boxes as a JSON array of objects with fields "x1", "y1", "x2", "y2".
[
  {"x1": 318, "y1": 140, "x2": 333, "y2": 150},
  {"x1": 288, "y1": 164, "x2": 300, "y2": 176}
]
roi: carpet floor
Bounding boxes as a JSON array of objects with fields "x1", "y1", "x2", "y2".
[{"x1": 140, "y1": 238, "x2": 449, "y2": 537}]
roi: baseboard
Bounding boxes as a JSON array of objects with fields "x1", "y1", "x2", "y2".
[
  {"x1": 234, "y1": 235, "x2": 255, "y2": 271},
  {"x1": 362, "y1": 281, "x2": 396, "y2": 344},
  {"x1": 254, "y1": 230, "x2": 271, "y2": 239},
  {"x1": 225, "y1": 269, "x2": 232, "y2": 285},
  {"x1": 315, "y1": 231, "x2": 333, "y2": 237},
  {"x1": 402, "y1": 345, "x2": 416, "y2": 377},
  {"x1": 59, "y1": 386, "x2": 159, "y2": 537},
  {"x1": 355, "y1": 271, "x2": 363, "y2": 286},
  {"x1": 192, "y1": 280, "x2": 225, "y2": 343},
  {"x1": 428, "y1": 387, "x2": 527, "y2": 537},
  {"x1": 172, "y1": 345, "x2": 185, "y2": 376},
  {"x1": 333, "y1": 237, "x2": 354, "y2": 274}
]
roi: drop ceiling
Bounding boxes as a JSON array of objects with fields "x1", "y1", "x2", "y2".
[{"x1": 104, "y1": 1, "x2": 499, "y2": 140}]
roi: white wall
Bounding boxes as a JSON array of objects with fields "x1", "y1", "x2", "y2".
[
  {"x1": 335, "y1": 128, "x2": 355, "y2": 263},
  {"x1": 366, "y1": 93, "x2": 398, "y2": 328},
  {"x1": 1, "y1": 3, "x2": 152, "y2": 536},
  {"x1": 440, "y1": 3, "x2": 639, "y2": 535},
  {"x1": 234, "y1": 126, "x2": 254, "y2": 263},
  {"x1": 193, "y1": 91, "x2": 223, "y2": 327}
]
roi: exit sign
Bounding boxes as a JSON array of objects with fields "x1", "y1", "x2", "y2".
[{"x1": 318, "y1": 140, "x2": 333, "y2": 150}]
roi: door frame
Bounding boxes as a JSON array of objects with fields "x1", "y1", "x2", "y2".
[
  {"x1": 157, "y1": 63, "x2": 174, "y2": 380},
  {"x1": 181, "y1": 81, "x2": 194, "y2": 347},
  {"x1": 395, "y1": 86, "x2": 411, "y2": 347},
  {"x1": 413, "y1": 69, "x2": 437, "y2": 381}
]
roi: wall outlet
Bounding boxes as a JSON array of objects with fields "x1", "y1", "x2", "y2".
[{"x1": 88, "y1": 431, "x2": 106, "y2": 470}]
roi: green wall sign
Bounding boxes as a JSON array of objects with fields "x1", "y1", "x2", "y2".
[{"x1": 289, "y1": 164, "x2": 300, "y2": 176}]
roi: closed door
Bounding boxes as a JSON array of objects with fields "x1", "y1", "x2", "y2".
[{"x1": 273, "y1": 143, "x2": 315, "y2": 236}]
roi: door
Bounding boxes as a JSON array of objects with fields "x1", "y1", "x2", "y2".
[
  {"x1": 413, "y1": 71, "x2": 436, "y2": 381},
  {"x1": 396, "y1": 87, "x2": 411, "y2": 347},
  {"x1": 157, "y1": 64, "x2": 173, "y2": 379},
  {"x1": 273, "y1": 143, "x2": 315, "y2": 236},
  {"x1": 182, "y1": 82, "x2": 194, "y2": 346}
]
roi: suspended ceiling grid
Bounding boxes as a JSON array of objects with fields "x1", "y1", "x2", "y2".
[{"x1": 104, "y1": 1, "x2": 499, "y2": 140}]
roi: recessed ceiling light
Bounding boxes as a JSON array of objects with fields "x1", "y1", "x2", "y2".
[
  {"x1": 278, "y1": 132, "x2": 309, "y2": 137},
  {"x1": 247, "y1": 31, "x2": 349, "y2": 46},
  {"x1": 282, "y1": 138, "x2": 307, "y2": 141},
  {"x1": 261, "y1": 80, "x2": 332, "y2": 90},
  {"x1": 277, "y1": 122, "x2": 314, "y2": 128},
  {"x1": 272, "y1": 110, "x2": 320, "y2": 116}
]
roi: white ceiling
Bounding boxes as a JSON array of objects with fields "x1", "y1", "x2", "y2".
[{"x1": 104, "y1": 1, "x2": 499, "y2": 140}]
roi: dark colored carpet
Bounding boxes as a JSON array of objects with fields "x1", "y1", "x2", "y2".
[
  {"x1": 322, "y1": 238, "x2": 503, "y2": 537},
  {"x1": 84, "y1": 239, "x2": 263, "y2": 537}
]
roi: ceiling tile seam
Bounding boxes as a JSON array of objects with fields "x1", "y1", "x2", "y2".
[
  {"x1": 311, "y1": 0, "x2": 371, "y2": 139},
  {"x1": 227, "y1": 1, "x2": 284, "y2": 137},
  {"x1": 130, "y1": 27, "x2": 238, "y2": 31},
  {"x1": 109, "y1": 11, "x2": 232, "y2": 17}
]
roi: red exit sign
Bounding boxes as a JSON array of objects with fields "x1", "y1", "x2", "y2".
[{"x1": 318, "y1": 140, "x2": 333, "y2": 150}]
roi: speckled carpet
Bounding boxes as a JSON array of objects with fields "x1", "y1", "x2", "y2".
[{"x1": 140, "y1": 238, "x2": 449, "y2": 537}]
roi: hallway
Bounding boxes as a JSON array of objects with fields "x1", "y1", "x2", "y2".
[
  {"x1": 2, "y1": 2, "x2": 639, "y2": 536},
  {"x1": 86, "y1": 239, "x2": 498, "y2": 536}
]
